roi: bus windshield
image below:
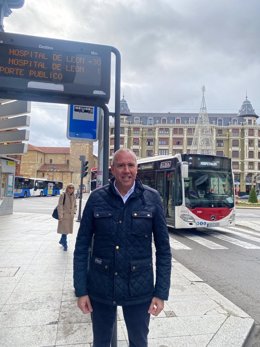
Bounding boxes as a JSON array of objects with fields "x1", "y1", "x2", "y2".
[{"x1": 184, "y1": 170, "x2": 234, "y2": 208}]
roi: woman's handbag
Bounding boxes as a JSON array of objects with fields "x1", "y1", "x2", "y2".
[
  {"x1": 52, "y1": 207, "x2": 59, "y2": 219},
  {"x1": 52, "y1": 194, "x2": 66, "y2": 220}
]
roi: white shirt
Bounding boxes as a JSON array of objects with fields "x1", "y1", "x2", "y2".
[{"x1": 114, "y1": 181, "x2": 135, "y2": 203}]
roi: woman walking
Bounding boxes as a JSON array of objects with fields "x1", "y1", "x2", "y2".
[{"x1": 57, "y1": 183, "x2": 77, "y2": 251}]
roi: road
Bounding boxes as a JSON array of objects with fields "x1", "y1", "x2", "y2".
[
  {"x1": 13, "y1": 197, "x2": 260, "y2": 346},
  {"x1": 170, "y1": 208, "x2": 260, "y2": 347}
]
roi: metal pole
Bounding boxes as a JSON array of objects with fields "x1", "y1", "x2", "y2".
[
  {"x1": 111, "y1": 47, "x2": 121, "y2": 152},
  {"x1": 110, "y1": 47, "x2": 121, "y2": 347},
  {"x1": 77, "y1": 155, "x2": 85, "y2": 222},
  {"x1": 102, "y1": 105, "x2": 109, "y2": 185}
]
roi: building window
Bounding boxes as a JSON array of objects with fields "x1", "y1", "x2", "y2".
[
  {"x1": 111, "y1": 128, "x2": 114, "y2": 135},
  {"x1": 217, "y1": 129, "x2": 223, "y2": 135},
  {"x1": 50, "y1": 159, "x2": 53, "y2": 164},
  {"x1": 258, "y1": 152, "x2": 260, "y2": 160},
  {"x1": 148, "y1": 117, "x2": 153, "y2": 125},
  {"x1": 161, "y1": 117, "x2": 167, "y2": 124},
  {"x1": 190, "y1": 117, "x2": 195, "y2": 124},
  {"x1": 248, "y1": 162, "x2": 254, "y2": 170},
  {"x1": 258, "y1": 163, "x2": 260, "y2": 170},
  {"x1": 216, "y1": 140, "x2": 224, "y2": 147},
  {"x1": 146, "y1": 150, "x2": 153, "y2": 157},
  {"x1": 216, "y1": 151, "x2": 224, "y2": 156},
  {"x1": 158, "y1": 128, "x2": 169, "y2": 135},
  {"x1": 158, "y1": 138, "x2": 169, "y2": 145},
  {"x1": 232, "y1": 118, "x2": 238, "y2": 125},
  {"x1": 217, "y1": 119, "x2": 223, "y2": 126},
  {"x1": 232, "y1": 151, "x2": 239, "y2": 158},
  {"x1": 248, "y1": 129, "x2": 254, "y2": 136},
  {"x1": 173, "y1": 138, "x2": 183, "y2": 146},
  {"x1": 248, "y1": 120, "x2": 253, "y2": 125},
  {"x1": 187, "y1": 138, "x2": 193, "y2": 146},
  {"x1": 120, "y1": 138, "x2": 124, "y2": 145},
  {"x1": 67, "y1": 160, "x2": 69, "y2": 165},
  {"x1": 133, "y1": 128, "x2": 140, "y2": 135},
  {"x1": 110, "y1": 138, "x2": 114, "y2": 146},
  {"x1": 248, "y1": 151, "x2": 254, "y2": 159},
  {"x1": 134, "y1": 117, "x2": 140, "y2": 124},
  {"x1": 146, "y1": 138, "x2": 154, "y2": 146},
  {"x1": 133, "y1": 138, "x2": 139, "y2": 145},
  {"x1": 232, "y1": 139, "x2": 239, "y2": 147},
  {"x1": 187, "y1": 128, "x2": 193, "y2": 135},
  {"x1": 248, "y1": 139, "x2": 254, "y2": 147},
  {"x1": 176, "y1": 118, "x2": 181, "y2": 124},
  {"x1": 158, "y1": 149, "x2": 169, "y2": 155},
  {"x1": 232, "y1": 162, "x2": 239, "y2": 170},
  {"x1": 133, "y1": 149, "x2": 139, "y2": 155},
  {"x1": 120, "y1": 127, "x2": 125, "y2": 134},
  {"x1": 147, "y1": 128, "x2": 153, "y2": 135},
  {"x1": 232, "y1": 128, "x2": 239, "y2": 136}
]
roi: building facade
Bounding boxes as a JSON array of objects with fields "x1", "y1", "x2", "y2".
[
  {"x1": 109, "y1": 96, "x2": 259, "y2": 195},
  {"x1": 14, "y1": 141, "x2": 96, "y2": 191}
]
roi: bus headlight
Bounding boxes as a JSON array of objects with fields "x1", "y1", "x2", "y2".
[{"x1": 180, "y1": 214, "x2": 195, "y2": 223}]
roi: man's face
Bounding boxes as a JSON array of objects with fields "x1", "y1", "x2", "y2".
[{"x1": 111, "y1": 151, "x2": 137, "y2": 193}]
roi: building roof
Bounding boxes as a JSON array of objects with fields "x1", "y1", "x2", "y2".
[
  {"x1": 28, "y1": 144, "x2": 70, "y2": 154},
  {"x1": 38, "y1": 164, "x2": 72, "y2": 172},
  {"x1": 238, "y1": 96, "x2": 258, "y2": 118}
]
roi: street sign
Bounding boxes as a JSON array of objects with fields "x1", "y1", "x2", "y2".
[
  {"x1": 0, "y1": 115, "x2": 30, "y2": 130},
  {"x1": 0, "y1": 129, "x2": 29, "y2": 142},
  {"x1": 67, "y1": 105, "x2": 98, "y2": 141},
  {"x1": 0, "y1": 142, "x2": 28, "y2": 155},
  {"x1": 0, "y1": 32, "x2": 112, "y2": 105},
  {"x1": 0, "y1": 100, "x2": 31, "y2": 118}
]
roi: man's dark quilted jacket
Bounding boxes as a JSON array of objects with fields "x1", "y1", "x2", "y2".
[{"x1": 73, "y1": 178, "x2": 172, "y2": 306}]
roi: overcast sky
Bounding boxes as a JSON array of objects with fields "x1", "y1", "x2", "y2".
[{"x1": 4, "y1": 0, "x2": 260, "y2": 147}]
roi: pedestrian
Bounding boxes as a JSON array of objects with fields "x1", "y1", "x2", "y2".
[
  {"x1": 57, "y1": 183, "x2": 77, "y2": 251},
  {"x1": 73, "y1": 148, "x2": 172, "y2": 347}
]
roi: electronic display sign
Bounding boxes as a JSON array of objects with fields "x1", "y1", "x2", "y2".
[{"x1": 0, "y1": 32, "x2": 112, "y2": 105}]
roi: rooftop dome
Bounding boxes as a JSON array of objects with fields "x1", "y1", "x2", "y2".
[
  {"x1": 238, "y1": 96, "x2": 258, "y2": 118},
  {"x1": 120, "y1": 96, "x2": 131, "y2": 115}
]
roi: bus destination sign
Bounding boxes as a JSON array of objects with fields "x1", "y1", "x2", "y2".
[{"x1": 0, "y1": 32, "x2": 112, "y2": 105}]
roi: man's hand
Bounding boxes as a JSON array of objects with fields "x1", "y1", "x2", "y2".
[
  {"x1": 148, "y1": 297, "x2": 164, "y2": 316},
  {"x1": 77, "y1": 295, "x2": 93, "y2": 314}
]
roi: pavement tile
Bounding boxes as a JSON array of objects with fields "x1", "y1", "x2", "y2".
[
  {"x1": 0, "y1": 325, "x2": 57, "y2": 347},
  {"x1": 0, "y1": 212, "x2": 255, "y2": 346}
]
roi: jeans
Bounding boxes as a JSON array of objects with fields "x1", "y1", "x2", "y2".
[{"x1": 91, "y1": 300, "x2": 150, "y2": 347}]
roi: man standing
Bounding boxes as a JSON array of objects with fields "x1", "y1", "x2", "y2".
[{"x1": 73, "y1": 148, "x2": 172, "y2": 347}]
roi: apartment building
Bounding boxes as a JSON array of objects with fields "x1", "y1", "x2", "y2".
[{"x1": 110, "y1": 96, "x2": 259, "y2": 195}]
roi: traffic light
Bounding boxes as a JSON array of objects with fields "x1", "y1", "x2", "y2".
[{"x1": 81, "y1": 160, "x2": 89, "y2": 178}]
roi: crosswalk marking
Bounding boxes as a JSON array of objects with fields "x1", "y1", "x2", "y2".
[
  {"x1": 216, "y1": 227, "x2": 260, "y2": 244},
  {"x1": 170, "y1": 225, "x2": 260, "y2": 251},
  {"x1": 185, "y1": 233, "x2": 228, "y2": 249},
  {"x1": 169, "y1": 237, "x2": 191, "y2": 250},
  {"x1": 202, "y1": 230, "x2": 260, "y2": 249}
]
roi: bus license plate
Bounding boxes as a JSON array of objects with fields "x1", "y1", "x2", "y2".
[{"x1": 207, "y1": 222, "x2": 219, "y2": 228}]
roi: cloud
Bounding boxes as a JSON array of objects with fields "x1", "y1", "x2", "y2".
[{"x1": 3, "y1": 0, "x2": 260, "y2": 146}]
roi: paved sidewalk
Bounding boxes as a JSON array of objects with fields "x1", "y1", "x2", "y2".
[{"x1": 0, "y1": 212, "x2": 254, "y2": 347}]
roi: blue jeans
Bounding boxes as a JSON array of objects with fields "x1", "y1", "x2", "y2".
[{"x1": 91, "y1": 300, "x2": 150, "y2": 347}]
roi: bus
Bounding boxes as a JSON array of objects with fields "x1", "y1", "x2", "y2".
[
  {"x1": 137, "y1": 153, "x2": 235, "y2": 229},
  {"x1": 14, "y1": 177, "x2": 63, "y2": 198}
]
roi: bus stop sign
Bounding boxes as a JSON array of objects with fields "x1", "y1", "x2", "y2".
[{"x1": 67, "y1": 105, "x2": 98, "y2": 141}]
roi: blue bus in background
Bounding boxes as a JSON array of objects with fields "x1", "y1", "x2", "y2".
[{"x1": 14, "y1": 176, "x2": 63, "y2": 198}]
